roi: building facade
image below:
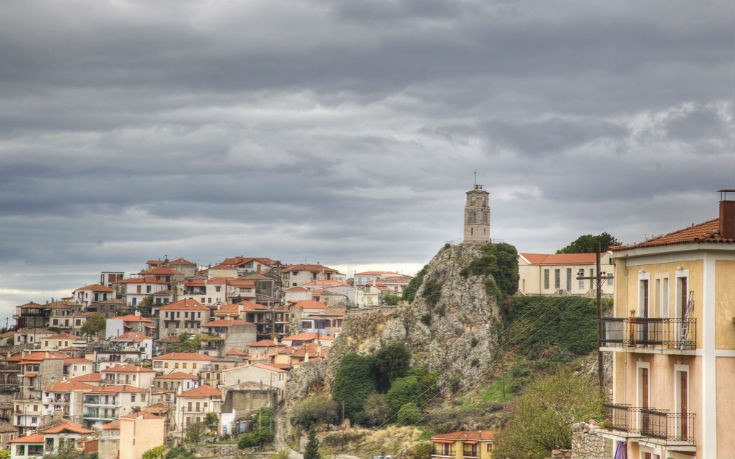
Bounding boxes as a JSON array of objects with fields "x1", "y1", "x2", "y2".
[
  {"x1": 597, "y1": 192, "x2": 735, "y2": 459},
  {"x1": 464, "y1": 185, "x2": 490, "y2": 244}
]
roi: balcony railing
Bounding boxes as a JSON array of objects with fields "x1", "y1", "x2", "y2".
[
  {"x1": 601, "y1": 404, "x2": 695, "y2": 443},
  {"x1": 600, "y1": 318, "x2": 696, "y2": 350}
]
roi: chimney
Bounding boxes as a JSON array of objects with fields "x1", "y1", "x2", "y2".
[{"x1": 719, "y1": 189, "x2": 735, "y2": 239}]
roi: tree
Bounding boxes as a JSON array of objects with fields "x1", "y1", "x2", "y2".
[
  {"x1": 80, "y1": 313, "x2": 106, "y2": 336},
  {"x1": 402, "y1": 266, "x2": 427, "y2": 302},
  {"x1": 557, "y1": 232, "x2": 621, "y2": 254},
  {"x1": 142, "y1": 446, "x2": 166, "y2": 459},
  {"x1": 0, "y1": 451, "x2": 10, "y2": 459},
  {"x1": 362, "y1": 392, "x2": 392, "y2": 426},
  {"x1": 494, "y1": 368, "x2": 603, "y2": 459},
  {"x1": 332, "y1": 353, "x2": 375, "y2": 423},
  {"x1": 291, "y1": 394, "x2": 338, "y2": 429},
  {"x1": 382, "y1": 294, "x2": 400, "y2": 305},
  {"x1": 166, "y1": 334, "x2": 201, "y2": 353},
  {"x1": 186, "y1": 421, "x2": 206, "y2": 444},
  {"x1": 396, "y1": 402, "x2": 422, "y2": 425},
  {"x1": 303, "y1": 428, "x2": 320, "y2": 459},
  {"x1": 203, "y1": 412, "x2": 218, "y2": 431},
  {"x1": 386, "y1": 375, "x2": 422, "y2": 413},
  {"x1": 372, "y1": 342, "x2": 411, "y2": 393}
]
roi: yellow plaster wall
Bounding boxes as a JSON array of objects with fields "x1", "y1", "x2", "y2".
[
  {"x1": 716, "y1": 357, "x2": 735, "y2": 458},
  {"x1": 715, "y1": 260, "x2": 735, "y2": 349}
]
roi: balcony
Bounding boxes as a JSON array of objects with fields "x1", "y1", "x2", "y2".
[
  {"x1": 600, "y1": 318, "x2": 696, "y2": 351},
  {"x1": 601, "y1": 404, "x2": 695, "y2": 446}
]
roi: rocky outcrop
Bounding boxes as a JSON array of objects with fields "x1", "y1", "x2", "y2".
[{"x1": 328, "y1": 243, "x2": 501, "y2": 393}]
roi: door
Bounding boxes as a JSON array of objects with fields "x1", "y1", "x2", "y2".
[
  {"x1": 678, "y1": 371, "x2": 689, "y2": 440},
  {"x1": 639, "y1": 367, "x2": 650, "y2": 433}
]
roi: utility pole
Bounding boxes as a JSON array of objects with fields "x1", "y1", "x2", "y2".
[{"x1": 575, "y1": 243, "x2": 611, "y2": 394}]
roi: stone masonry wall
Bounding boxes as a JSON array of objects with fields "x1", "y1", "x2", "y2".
[{"x1": 570, "y1": 422, "x2": 612, "y2": 459}]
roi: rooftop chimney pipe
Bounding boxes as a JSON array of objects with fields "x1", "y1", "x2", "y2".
[{"x1": 718, "y1": 189, "x2": 735, "y2": 239}]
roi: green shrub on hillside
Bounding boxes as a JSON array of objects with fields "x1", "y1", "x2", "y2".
[
  {"x1": 504, "y1": 296, "x2": 598, "y2": 358},
  {"x1": 332, "y1": 353, "x2": 376, "y2": 423},
  {"x1": 402, "y1": 266, "x2": 427, "y2": 302},
  {"x1": 460, "y1": 243, "x2": 519, "y2": 300}
]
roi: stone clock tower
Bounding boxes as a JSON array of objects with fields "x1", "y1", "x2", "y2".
[{"x1": 464, "y1": 184, "x2": 490, "y2": 243}]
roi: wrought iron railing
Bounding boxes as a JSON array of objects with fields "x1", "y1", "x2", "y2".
[
  {"x1": 600, "y1": 405, "x2": 695, "y2": 443},
  {"x1": 600, "y1": 318, "x2": 696, "y2": 350}
]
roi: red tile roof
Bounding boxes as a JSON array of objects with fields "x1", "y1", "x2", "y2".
[
  {"x1": 111, "y1": 314, "x2": 153, "y2": 323},
  {"x1": 291, "y1": 300, "x2": 327, "y2": 310},
  {"x1": 178, "y1": 385, "x2": 221, "y2": 398},
  {"x1": 613, "y1": 218, "x2": 735, "y2": 250},
  {"x1": 101, "y1": 420, "x2": 120, "y2": 430},
  {"x1": 431, "y1": 430, "x2": 495, "y2": 442},
  {"x1": 118, "y1": 277, "x2": 168, "y2": 284},
  {"x1": 69, "y1": 373, "x2": 102, "y2": 383},
  {"x1": 102, "y1": 364, "x2": 155, "y2": 373},
  {"x1": 10, "y1": 434, "x2": 44, "y2": 443},
  {"x1": 45, "y1": 380, "x2": 96, "y2": 392},
  {"x1": 160, "y1": 298, "x2": 208, "y2": 311},
  {"x1": 520, "y1": 253, "x2": 597, "y2": 265},
  {"x1": 88, "y1": 384, "x2": 148, "y2": 394},
  {"x1": 169, "y1": 257, "x2": 196, "y2": 266},
  {"x1": 76, "y1": 284, "x2": 114, "y2": 292},
  {"x1": 283, "y1": 264, "x2": 338, "y2": 273},
  {"x1": 112, "y1": 332, "x2": 150, "y2": 343},
  {"x1": 41, "y1": 420, "x2": 94, "y2": 435},
  {"x1": 138, "y1": 267, "x2": 181, "y2": 276},
  {"x1": 248, "y1": 339, "x2": 286, "y2": 347},
  {"x1": 46, "y1": 333, "x2": 83, "y2": 340},
  {"x1": 202, "y1": 320, "x2": 254, "y2": 328}
]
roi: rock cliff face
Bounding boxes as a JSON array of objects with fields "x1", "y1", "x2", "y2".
[{"x1": 327, "y1": 243, "x2": 501, "y2": 393}]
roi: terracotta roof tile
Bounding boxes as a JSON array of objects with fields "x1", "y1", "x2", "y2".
[
  {"x1": 178, "y1": 385, "x2": 221, "y2": 398},
  {"x1": 10, "y1": 434, "x2": 44, "y2": 443},
  {"x1": 160, "y1": 299, "x2": 208, "y2": 311},
  {"x1": 614, "y1": 218, "x2": 735, "y2": 250},
  {"x1": 431, "y1": 430, "x2": 495, "y2": 442},
  {"x1": 41, "y1": 420, "x2": 94, "y2": 434},
  {"x1": 153, "y1": 352, "x2": 215, "y2": 361},
  {"x1": 520, "y1": 253, "x2": 597, "y2": 265}
]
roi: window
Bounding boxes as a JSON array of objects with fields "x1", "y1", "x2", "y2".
[
  {"x1": 676, "y1": 272, "x2": 689, "y2": 318},
  {"x1": 661, "y1": 277, "x2": 669, "y2": 318},
  {"x1": 137, "y1": 286, "x2": 142, "y2": 293},
  {"x1": 216, "y1": 286, "x2": 221, "y2": 292},
  {"x1": 183, "y1": 363, "x2": 187, "y2": 369},
  {"x1": 146, "y1": 285, "x2": 151, "y2": 293},
  {"x1": 566, "y1": 268, "x2": 572, "y2": 292},
  {"x1": 131, "y1": 395, "x2": 136, "y2": 402},
  {"x1": 639, "y1": 279, "x2": 649, "y2": 318},
  {"x1": 543, "y1": 269, "x2": 550, "y2": 289},
  {"x1": 554, "y1": 269, "x2": 560, "y2": 289}
]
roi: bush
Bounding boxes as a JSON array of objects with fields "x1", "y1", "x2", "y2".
[
  {"x1": 422, "y1": 278, "x2": 442, "y2": 308},
  {"x1": 373, "y1": 341, "x2": 411, "y2": 393},
  {"x1": 402, "y1": 266, "x2": 427, "y2": 302},
  {"x1": 291, "y1": 394, "x2": 338, "y2": 429},
  {"x1": 386, "y1": 375, "x2": 422, "y2": 413},
  {"x1": 396, "y1": 402, "x2": 422, "y2": 425},
  {"x1": 362, "y1": 393, "x2": 392, "y2": 426},
  {"x1": 332, "y1": 353, "x2": 376, "y2": 424}
]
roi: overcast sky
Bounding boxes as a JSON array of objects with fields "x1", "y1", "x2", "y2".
[{"x1": 0, "y1": 0, "x2": 733, "y2": 322}]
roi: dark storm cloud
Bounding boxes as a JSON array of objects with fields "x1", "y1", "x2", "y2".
[{"x1": 0, "y1": 0, "x2": 732, "y2": 320}]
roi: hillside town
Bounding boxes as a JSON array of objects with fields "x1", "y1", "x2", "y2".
[
  {"x1": 0, "y1": 186, "x2": 733, "y2": 459},
  {"x1": 1, "y1": 255, "x2": 417, "y2": 458}
]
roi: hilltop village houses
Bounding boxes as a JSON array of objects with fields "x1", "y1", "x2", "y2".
[{"x1": 1, "y1": 254, "x2": 416, "y2": 458}]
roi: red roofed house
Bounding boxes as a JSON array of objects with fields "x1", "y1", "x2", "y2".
[
  {"x1": 181, "y1": 277, "x2": 256, "y2": 305},
  {"x1": 158, "y1": 299, "x2": 211, "y2": 339},
  {"x1": 82, "y1": 385, "x2": 150, "y2": 427},
  {"x1": 11, "y1": 420, "x2": 94, "y2": 459},
  {"x1": 72, "y1": 283, "x2": 114, "y2": 308},
  {"x1": 517, "y1": 252, "x2": 614, "y2": 296},
  {"x1": 282, "y1": 264, "x2": 343, "y2": 287},
  {"x1": 105, "y1": 313, "x2": 154, "y2": 339},
  {"x1": 154, "y1": 372, "x2": 199, "y2": 393},
  {"x1": 152, "y1": 353, "x2": 216, "y2": 376},
  {"x1": 431, "y1": 430, "x2": 495, "y2": 459},
  {"x1": 117, "y1": 276, "x2": 170, "y2": 307},
  {"x1": 101, "y1": 364, "x2": 156, "y2": 389},
  {"x1": 200, "y1": 320, "x2": 257, "y2": 357},
  {"x1": 15, "y1": 352, "x2": 66, "y2": 434},
  {"x1": 220, "y1": 363, "x2": 287, "y2": 394},
  {"x1": 595, "y1": 191, "x2": 735, "y2": 459},
  {"x1": 40, "y1": 333, "x2": 86, "y2": 351},
  {"x1": 175, "y1": 385, "x2": 222, "y2": 435},
  {"x1": 43, "y1": 379, "x2": 96, "y2": 422},
  {"x1": 109, "y1": 331, "x2": 154, "y2": 359}
]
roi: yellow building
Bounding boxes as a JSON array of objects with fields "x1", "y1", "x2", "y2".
[
  {"x1": 598, "y1": 191, "x2": 735, "y2": 459},
  {"x1": 431, "y1": 430, "x2": 495, "y2": 459},
  {"x1": 118, "y1": 412, "x2": 165, "y2": 459}
]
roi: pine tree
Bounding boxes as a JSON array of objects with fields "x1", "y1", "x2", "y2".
[{"x1": 304, "y1": 428, "x2": 320, "y2": 459}]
